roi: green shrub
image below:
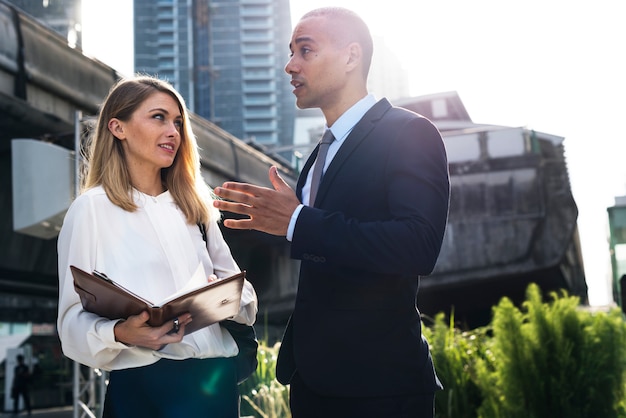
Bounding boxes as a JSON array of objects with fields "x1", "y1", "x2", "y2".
[
  {"x1": 424, "y1": 312, "x2": 486, "y2": 417},
  {"x1": 476, "y1": 284, "x2": 626, "y2": 418},
  {"x1": 241, "y1": 284, "x2": 626, "y2": 418},
  {"x1": 430, "y1": 283, "x2": 626, "y2": 418},
  {"x1": 240, "y1": 341, "x2": 291, "y2": 418}
]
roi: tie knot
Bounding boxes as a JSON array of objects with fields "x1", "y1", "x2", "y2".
[{"x1": 321, "y1": 129, "x2": 335, "y2": 145}]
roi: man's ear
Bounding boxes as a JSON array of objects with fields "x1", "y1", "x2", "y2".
[
  {"x1": 108, "y1": 118, "x2": 126, "y2": 140},
  {"x1": 345, "y1": 42, "x2": 362, "y2": 73}
]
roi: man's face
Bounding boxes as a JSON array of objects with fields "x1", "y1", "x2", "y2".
[{"x1": 285, "y1": 16, "x2": 349, "y2": 111}]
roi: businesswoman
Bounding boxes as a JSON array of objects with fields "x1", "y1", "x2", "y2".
[{"x1": 57, "y1": 76, "x2": 257, "y2": 417}]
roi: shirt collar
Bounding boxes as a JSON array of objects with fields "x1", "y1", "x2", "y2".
[{"x1": 327, "y1": 94, "x2": 377, "y2": 143}]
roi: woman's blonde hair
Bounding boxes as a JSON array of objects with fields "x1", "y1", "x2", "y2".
[{"x1": 83, "y1": 75, "x2": 218, "y2": 225}]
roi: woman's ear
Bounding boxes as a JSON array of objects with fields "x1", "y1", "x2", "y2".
[{"x1": 108, "y1": 118, "x2": 126, "y2": 140}]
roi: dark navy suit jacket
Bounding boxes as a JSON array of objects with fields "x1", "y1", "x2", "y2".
[{"x1": 276, "y1": 98, "x2": 450, "y2": 397}]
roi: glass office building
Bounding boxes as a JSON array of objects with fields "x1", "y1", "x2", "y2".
[
  {"x1": 135, "y1": 0, "x2": 295, "y2": 153},
  {"x1": 6, "y1": 0, "x2": 82, "y2": 47}
]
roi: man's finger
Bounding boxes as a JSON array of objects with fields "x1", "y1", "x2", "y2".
[
  {"x1": 269, "y1": 166, "x2": 291, "y2": 192},
  {"x1": 218, "y1": 181, "x2": 269, "y2": 196},
  {"x1": 213, "y1": 199, "x2": 254, "y2": 216},
  {"x1": 213, "y1": 186, "x2": 254, "y2": 203},
  {"x1": 223, "y1": 218, "x2": 255, "y2": 230}
]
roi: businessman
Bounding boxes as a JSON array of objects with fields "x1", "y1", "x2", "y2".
[{"x1": 213, "y1": 7, "x2": 450, "y2": 417}]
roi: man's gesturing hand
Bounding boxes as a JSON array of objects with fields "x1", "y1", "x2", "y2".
[{"x1": 213, "y1": 166, "x2": 300, "y2": 236}]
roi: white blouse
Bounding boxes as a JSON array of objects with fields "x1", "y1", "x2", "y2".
[{"x1": 57, "y1": 186, "x2": 258, "y2": 371}]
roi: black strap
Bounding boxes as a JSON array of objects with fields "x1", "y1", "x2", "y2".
[
  {"x1": 197, "y1": 223, "x2": 258, "y2": 384},
  {"x1": 198, "y1": 223, "x2": 207, "y2": 243}
]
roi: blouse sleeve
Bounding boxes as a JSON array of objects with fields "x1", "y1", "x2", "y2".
[
  {"x1": 205, "y1": 219, "x2": 258, "y2": 326},
  {"x1": 56, "y1": 196, "x2": 132, "y2": 369}
]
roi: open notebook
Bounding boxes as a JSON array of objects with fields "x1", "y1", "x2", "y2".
[{"x1": 71, "y1": 265, "x2": 245, "y2": 335}]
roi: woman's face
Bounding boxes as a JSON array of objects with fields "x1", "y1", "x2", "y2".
[{"x1": 110, "y1": 91, "x2": 183, "y2": 176}]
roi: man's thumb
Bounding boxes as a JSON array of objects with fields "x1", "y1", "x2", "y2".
[{"x1": 269, "y1": 166, "x2": 289, "y2": 190}]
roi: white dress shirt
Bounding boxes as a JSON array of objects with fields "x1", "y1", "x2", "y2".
[
  {"x1": 57, "y1": 186, "x2": 258, "y2": 371},
  {"x1": 287, "y1": 94, "x2": 377, "y2": 240}
]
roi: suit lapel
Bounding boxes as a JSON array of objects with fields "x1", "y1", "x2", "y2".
[
  {"x1": 295, "y1": 98, "x2": 393, "y2": 204},
  {"x1": 296, "y1": 142, "x2": 319, "y2": 201},
  {"x1": 315, "y1": 99, "x2": 392, "y2": 203}
]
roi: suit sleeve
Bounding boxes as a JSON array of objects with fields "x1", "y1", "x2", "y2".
[{"x1": 291, "y1": 115, "x2": 450, "y2": 276}]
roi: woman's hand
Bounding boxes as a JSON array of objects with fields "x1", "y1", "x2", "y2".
[{"x1": 113, "y1": 311, "x2": 192, "y2": 350}]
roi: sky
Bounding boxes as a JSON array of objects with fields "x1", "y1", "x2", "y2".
[{"x1": 82, "y1": 0, "x2": 626, "y2": 306}]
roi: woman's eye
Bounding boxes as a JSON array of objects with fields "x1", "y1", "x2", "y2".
[
  {"x1": 174, "y1": 120, "x2": 183, "y2": 129},
  {"x1": 153, "y1": 113, "x2": 165, "y2": 121}
]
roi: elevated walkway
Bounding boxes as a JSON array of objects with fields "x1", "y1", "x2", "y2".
[{"x1": 0, "y1": 0, "x2": 299, "y2": 326}]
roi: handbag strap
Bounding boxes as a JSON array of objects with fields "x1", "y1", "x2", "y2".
[{"x1": 198, "y1": 223, "x2": 207, "y2": 243}]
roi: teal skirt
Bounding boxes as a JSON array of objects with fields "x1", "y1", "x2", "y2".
[{"x1": 103, "y1": 357, "x2": 239, "y2": 418}]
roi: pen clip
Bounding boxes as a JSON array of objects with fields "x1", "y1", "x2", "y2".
[{"x1": 93, "y1": 270, "x2": 112, "y2": 283}]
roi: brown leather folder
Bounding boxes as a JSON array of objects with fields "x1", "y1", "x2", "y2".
[{"x1": 70, "y1": 265, "x2": 245, "y2": 335}]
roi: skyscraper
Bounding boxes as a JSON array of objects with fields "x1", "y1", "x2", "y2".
[
  {"x1": 134, "y1": 0, "x2": 295, "y2": 155},
  {"x1": 6, "y1": 0, "x2": 82, "y2": 47}
]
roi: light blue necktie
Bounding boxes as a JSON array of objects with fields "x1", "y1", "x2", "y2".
[{"x1": 309, "y1": 129, "x2": 335, "y2": 206}]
